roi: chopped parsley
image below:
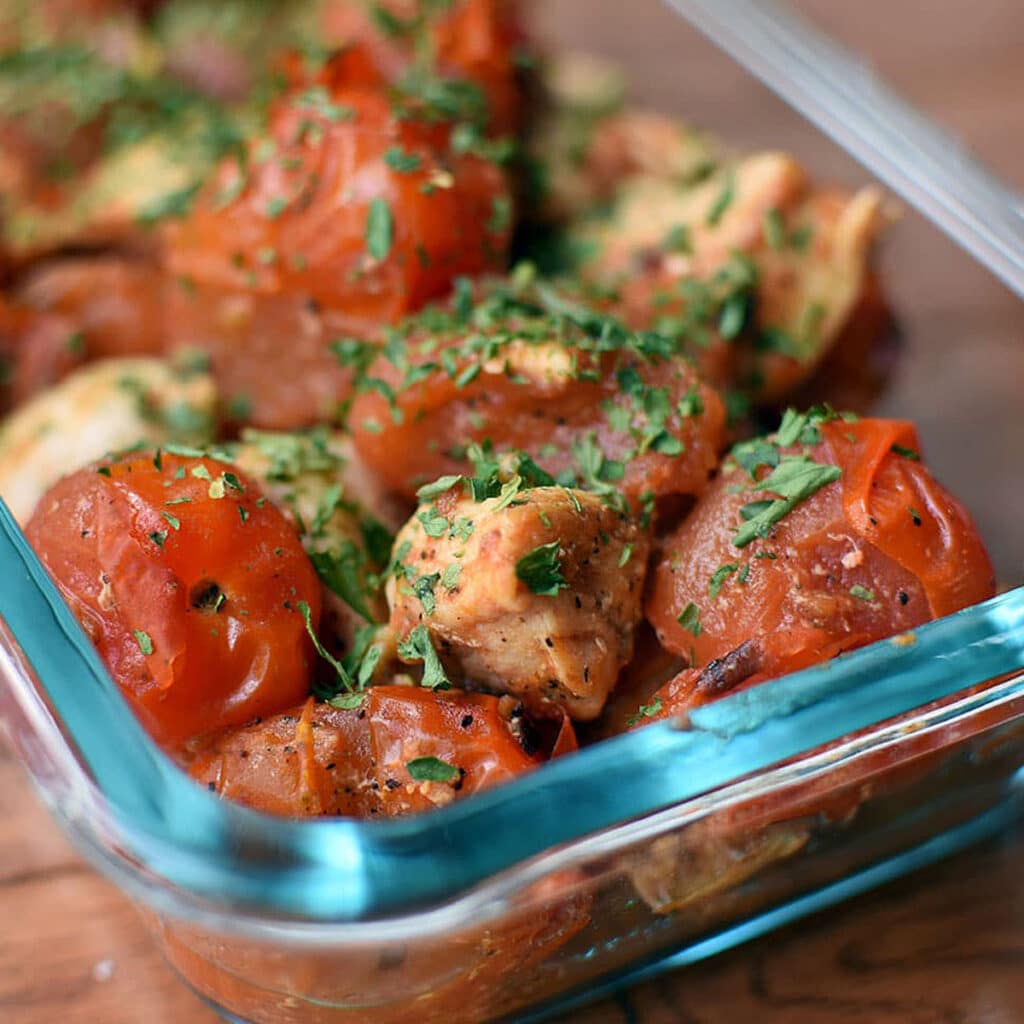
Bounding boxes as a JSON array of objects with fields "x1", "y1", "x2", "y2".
[
  {"x1": 366, "y1": 197, "x2": 394, "y2": 261},
  {"x1": 384, "y1": 146, "x2": 423, "y2": 173},
  {"x1": 891, "y1": 444, "x2": 920, "y2": 461},
  {"x1": 515, "y1": 541, "x2": 568, "y2": 596},
  {"x1": 709, "y1": 564, "x2": 739, "y2": 598},
  {"x1": 133, "y1": 629, "x2": 153, "y2": 656},
  {"x1": 328, "y1": 692, "x2": 368, "y2": 711},
  {"x1": 626, "y1": 698, "x2": 664, "y2": 727},
  {"x1": 706, "y1": 168, "x2": 736, "y2": 227},
  {"x1": 297, "y1": 600, "x2": 355, "y2": 693},
  {"x1": 406, "y1": 756, "x2": 460, "y2": 783},
  {"x1": 677, "y1": 602, "x2": 703, "y2": 637},
  {"x1": 734, "y1": 456, "x2": 842, "y2": 548},
  {"x1": 763, "y1": 207, "x2": 786, "y2": 250},
  {"x1": 440, "y1": 562, "x2": 462, "y2": 591},
  {"x1": 849, "y1": 585, "x2": 876, "y2": 602},
  {"x1": 397, "y1": 625, "x2": 451, "y2": 690},
  {"x1": 309, "y1": 541, "x2": 378, "y2": 622}
]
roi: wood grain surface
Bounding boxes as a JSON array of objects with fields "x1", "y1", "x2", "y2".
[{"x1": 2, "y1": 1, "x2": 1022, "y2": 1022}]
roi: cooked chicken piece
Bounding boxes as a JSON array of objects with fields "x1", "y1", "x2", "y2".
[
  {"x1": 2, "y1": 130, "x2": 221, "y2": 261},
  {"x1": 230, "y1": 429, "x2": 404, "y2": 653},
  {"x1": 578, "y1": 152, "x2": 808, "y2": 278},
  {"x1": 527, "y1": 51, "x2": 718, "y2": 222},
  {"x1": 746, "y1": 186, "x2": 883, "y2": 400},
  {"x1": 0, "y1": 357, "x2": 215, "y2": 522},
  {"x1": 580, "y1": 153, "x2": 884, "y2": 403},
  {"x1": 387, "y1": 484, "x2": 649, "y2": 721}
]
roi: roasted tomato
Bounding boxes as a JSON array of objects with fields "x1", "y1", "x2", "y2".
[
  {"x1": 16, "y1": 257, "x2": 167, "y2": 360},
  {"x1": 646, "y1": 413, "x2": 996, "y2": 699},
  {"x1": 165, "y1": 279, "x2": 361, "y2": 430},
  {"x1": 189, "y1": 686, "x2": 569, "y2": 818},
  {"x1": 319, "y1": 0, "x2": 526, "y2": 134},
  {"x1": 164, "y1": 72, "x2": 513, "y2": 324},
  {"x1": 349, "y1": 279, "x2": 726, "y2": 511},
  {"x1": 25, "y1": 451, "x2": 322, "y2": 750},
  {"x1": 0, "y1": 294, "x2": 83, "y2": 412}
]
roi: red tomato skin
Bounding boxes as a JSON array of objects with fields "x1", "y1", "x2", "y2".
[
  {"x1": 164, "y1": 86, "x2": 512, "y2": 324},
  {"x1": 16, "y1": 257, "x2": 167, "y2": 360},
  {"x1": 318, "y1": 0, "x2": 526, "y2": 134},
  {"x1": 350, "y1": 343, "x2": 726, "y2": 509},
  {"x1": 26, "y1": 452, "x2": 322, "y2": 751},
  {"x1": 0, "y1": 296, "x2": 84, "y2": 411},
  {"x1": 647, "y1": 418, "x2": 995, "y2": 678},
  {"x1": 188, "y1": 687, "x2": 557, "y2": 818}
]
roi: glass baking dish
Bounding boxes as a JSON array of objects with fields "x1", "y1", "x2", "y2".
[{"x1": 2, "y1": 2, "x2": 1024, "y2": 1022}]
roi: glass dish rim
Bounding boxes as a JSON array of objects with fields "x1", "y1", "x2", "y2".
[{"x1": 3, "y1": 495, "x2": 1024, "y2": 928}]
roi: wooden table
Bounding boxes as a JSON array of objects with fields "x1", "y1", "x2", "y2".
[{"x1": 2, "y1": 1, "x2": 1022, "y2": 1022}]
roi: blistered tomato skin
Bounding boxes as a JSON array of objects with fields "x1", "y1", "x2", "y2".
[
  {"x1": 189, "y1": 687, "x2": 561, "y2": 818},
  {"x1": 164, "y1": 79, "x2": 513, "y2": 324},
  {"x1": 350, "y1": 318, "x2": 726, "y2": 511},
  {"x1": 319, "y1": 0, "x2": 526, "y2": 135},
  {"x1": 647, "y1": 417, "x2": 996, "y2": 686},
  {"x1": 25, "y1": 452, "x2": 322, "y2": 751}
]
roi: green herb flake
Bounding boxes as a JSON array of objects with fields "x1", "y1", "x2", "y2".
[
  {"x1": 891, "y1": 444, "x2": 921, "y2": 461},
  {"x1": 709, "y1": 563, "x2": 739, "y2": 598},
  {"x1": 515, "y1": 541, "x2": 568, "y2": 597},
  {"x1": 327, "y1": 691, "x2": 368, "y2": 711},
  {"x1": 406, "y1": 756, "x2": 460, "y2": 783},
  {"x1": 706, "y1": 168, "x2": 736, "y2": 227},
  {"x1": 384, "y1": 146, "x2": 422, "y2": 173},
  {"x1": 733, "y1": 457, "x2": 842, "y2": 548},
  {"x1": 626, "y1": 698, "x2": 664, "y2": 728},
  {"x1": 162, "y1": 511, "x2": 181, "y2": 530},
  {"x1": 440, "y1": 563, "x2": 462, "y2": 591},
  {"x1": 133, "y1": 629, "x2": 154, "y2": 656},
  {"x1": 366, "y1": 197, "x2": 394, "y2": 261},
  {"x1": 763, "y1": 207, "x2": 786, "y2": 250},
  {"x1": 149, "y1": 530, "x2": 167, "y2": 549},
  {"x1": 416, "y1": 475, "x2": 463, "y2": 502},
  {"x1": 297, "y1": 600, "x2": 355, "y2": 693},
  {"x1": 849, "y1": 585, "x2": 876, "y2": 602},
  {"x1": 677, "y1": 602, "x2": 703, "y2": 637},
  {"x1": 397, "y1": 625, "x2": 451, "y2": 690},
  {"x1": 909, "y1": 507, "x2": 922, "y2": 526},
  {"x1": 417, "y1": 507, "x2": 450, "y2": 538},
  {"x1": 662, "y1": 224, "x2": 692, "y2": 254},
  {"x1": 487, "y1": 195, "x2": 512, "y2": 234}
]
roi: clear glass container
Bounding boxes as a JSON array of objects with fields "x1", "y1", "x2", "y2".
[{"x1": 1, "y1": 3, "x2": 1023, "y2": 1022}]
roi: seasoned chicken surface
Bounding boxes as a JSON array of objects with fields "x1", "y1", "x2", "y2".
[
  {"x1": 388, "y1": 483, "x2": 649, "y2": 720},
  {"x1": 0, "y1": 356, "x2": 215, "y2": 522}
]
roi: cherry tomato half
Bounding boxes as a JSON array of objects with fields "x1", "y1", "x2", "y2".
[
  {"x1": 189, "y1": 686, "x2": 571, "y2": 818},
  {"x1": 26, "y1": 451, "x2": 322, "y2": 751},
  {"x1": 647, "y1": 415, "x2": 995, "y2": 680},
  {"x1": 165, "y1": 76, "x2": 512, "y2": 324}
]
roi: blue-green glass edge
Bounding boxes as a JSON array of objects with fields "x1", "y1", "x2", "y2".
[{"x1": 2, "y1": 498, "x2": 1024, "y2": 922}]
